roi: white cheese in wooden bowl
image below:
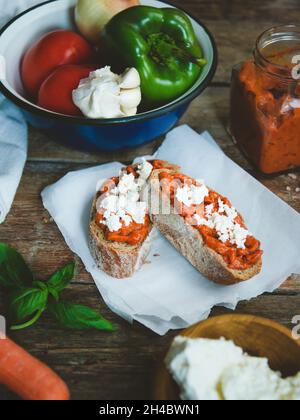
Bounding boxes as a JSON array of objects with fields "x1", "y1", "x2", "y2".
[{"x1": 165, "y1": 337, "x2": 300, "y2": 401}]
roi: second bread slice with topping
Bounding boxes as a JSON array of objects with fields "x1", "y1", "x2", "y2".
[{"x1": 149, "y1": 168, "x2": 263, "y2": 285}]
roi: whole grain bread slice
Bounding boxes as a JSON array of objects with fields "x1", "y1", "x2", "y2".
[
  {"x1": 89, "y1": 207, "x2": 156, "y2": 279},
  {"x1": 89, "y1": 161, "x2": 180, "y2": 279},
  {"x1": 149, "y1": 169, "x2": 262, "y2": 285}
]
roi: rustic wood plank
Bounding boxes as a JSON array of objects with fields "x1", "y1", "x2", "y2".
[
  {"x1": 0, "y1": 287, "x2": 299, "y2": 400},
  {"x1": 205, "y1": 20, "x2": 277, "y2": 83},
  {"x1": 170, "y1": 0, "x2": 299, "y2": 23}
]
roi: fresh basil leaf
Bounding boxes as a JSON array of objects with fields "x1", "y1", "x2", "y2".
[
  {"x1": 10, "y1": 307, "x2": 45, "y2": 331},
  {"x1": 33, "y1": 280, "x2": 48, "y2": 292},
  {"x1": 0, "y1": 243, "x2": 34, "y2": 289},
  {"x1": 10, "y1": 287, "x2": 48, "y2": 322},
  {"x1": 48, "y1": 287, "x2": 60, "y2": 302},
  {"x1": 47, "y1": 262, "x2": 75, "y2": 294},
  {"x1": 48, "y1": 302, "x2": 115, "y2": 332}
]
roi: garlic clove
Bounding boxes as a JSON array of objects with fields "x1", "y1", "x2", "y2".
[
  {"x1": 122, "y1": 106, "x2": 138, "y2": 116},
  {"x1": 120, "y1": 87, "x2": 142, "y2": 110},
  {"x1": 119, "y1": 68, "x2": 141, "y2": 89}
]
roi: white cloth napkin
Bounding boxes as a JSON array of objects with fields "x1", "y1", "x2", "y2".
[
  {"x1": 41, "y1": 125, "x2": 300, "y2": 335},
  {"x1": 0, "y1": 0, "x2": 44, "y2": 28},
  {"x1": 0, "y1": 96, "x2": 27, "y2": 223},
  {"x1": 0, "y1": 1, "x2": 44, "y2": 223}
]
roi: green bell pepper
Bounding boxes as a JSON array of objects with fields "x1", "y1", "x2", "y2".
[{"x1": 102, "y1": 6, "x2": 207, "y2": 109}]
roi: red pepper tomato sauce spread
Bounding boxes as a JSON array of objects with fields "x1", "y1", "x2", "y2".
[
  {"x1": 159, "y1": 172, "x2": 263, "y2": 270},
  {"x1": 96, "y1": 160, "x2": 169, "y2": 246},
  {"x1": 231, "y1": 59, "x2": 300, "y2": 174},
  {"x1": 96, "y1": 212, "x2": 151, "y2": 246}
]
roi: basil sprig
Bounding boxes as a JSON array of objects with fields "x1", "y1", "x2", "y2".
[
  {"x1": 48, "y1": 302, "x2": 114, "y2": 331},
  {"x1": 0, "y1": 243, "x2": 115, "y2": 332},
  {"x1": 0, "y1": 243, "x2": 33, "y2": 289}
]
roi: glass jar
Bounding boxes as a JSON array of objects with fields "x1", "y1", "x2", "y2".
[{"x1": 230, "y1": 25, "x2": 300, "y2": 174}]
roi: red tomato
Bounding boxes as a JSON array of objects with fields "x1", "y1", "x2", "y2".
[
  {"x1": 38, "y1": 64, "x2": 95, "y2": 116},
  {"x1": 21, "y1": 30, "x2": 93, "y2": 98}
]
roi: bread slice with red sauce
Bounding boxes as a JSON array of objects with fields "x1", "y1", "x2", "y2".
[
  {"x1": 149, "y1": 168, "x2": 263, "y2": 285},
  {"x1": 89, "y1": 161, "x2": 180, "y2": 279}
]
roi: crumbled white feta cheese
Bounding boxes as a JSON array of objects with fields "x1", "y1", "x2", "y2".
[
  {"x1": 118, "y1": 173, "x2": 137, "y2": 195},
  {"x1": 126, "y1": 190, "x2": 140, "y2": 203},
  {"x1": 191, "y1": 185, "x2": 209, "y2": 205},
  {"x1": 176, "y1": 185, "x2": 192, "y2": 207},
  {"x1": 212, "y1": 213, "x2": 234, "y2": 243},
  {"x1": 193, "y1": 214, "x2": 214, "y2": 228},
  {"x1": 110, "y1": 187, "x2": 119, "y2": 195},
  {"x1": 230, "y1": 223, "x2": 249, "y2": 249},
  {"x1": 106, "y1": 214, "x2": 122, "y2": 232},
  {"x1": 101, "y1": 195, "x2": 119, "y2": 214},
  {"x1": 126, "y1": 201, "x2": 147, "y2": 225},
  {"x1": 176, "y1": 183, "x2": 209, "y2": 207},
  {"x1": 194, "y1": 197, "x2": 250, "y2": 249},
  {"x1": 96, "y1": 161, "x2": 153, "y2": 233},
  {"x1": 205, "y1": 204, "x2": 214, "y2": 217},
  {"x1": 137, "y1": 159, "x2": 153, "y2": 187}
]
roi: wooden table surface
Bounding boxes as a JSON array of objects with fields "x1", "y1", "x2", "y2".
[{"x1": 1, "y1": 0, "x2": 300, "y2": 400}]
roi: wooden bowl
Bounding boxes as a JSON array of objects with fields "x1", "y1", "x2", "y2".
[{"x1": 155, "y1": 315, "x2": 300, "y2": 400}]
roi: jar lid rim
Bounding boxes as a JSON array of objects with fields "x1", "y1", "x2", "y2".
[{"x1": 254, "y1": 24, "x2": 300, "y2": 81}]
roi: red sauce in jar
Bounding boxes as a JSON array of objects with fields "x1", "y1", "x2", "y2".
[{"x1": 230, "y1": 26, "x2": 300, "y2": 174}]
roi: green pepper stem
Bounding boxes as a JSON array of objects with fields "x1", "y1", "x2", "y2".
[
  {"x1": 10, "y1": 308, "x2": 45, "y2": 331},
  {"x1": 194, "y1": 58, "x2": 208, "y2": 67},
  {"x1": 177, "y1": 50, "x2": 207, "y2": 67},
  {"x1": 148, "y1": 33, "x2": 207, "y2": 68}
]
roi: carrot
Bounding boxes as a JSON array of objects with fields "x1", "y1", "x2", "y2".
[{"x1": 0, "y1": 337, "x2": 70, "y2": 400}]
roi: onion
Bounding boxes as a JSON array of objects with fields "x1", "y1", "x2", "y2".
[{"x1": 75, "y1": 0, "x2": 140, "y2": 44}]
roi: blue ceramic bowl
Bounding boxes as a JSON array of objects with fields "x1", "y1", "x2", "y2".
[{"x1": 0, "y1": 0, "x2": 217, "y2": 151}]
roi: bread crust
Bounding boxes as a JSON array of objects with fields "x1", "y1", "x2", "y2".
[
  {"x1": 149, "y1": 169, "x2": 262, "y2": 285},
  {"x1": 89, "y1": 206, "x2": 156, "y2": 279}
]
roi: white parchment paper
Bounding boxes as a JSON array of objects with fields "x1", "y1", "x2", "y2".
[{"x1": 41, "y1": 125, "x2": 300, "y2": 335}]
